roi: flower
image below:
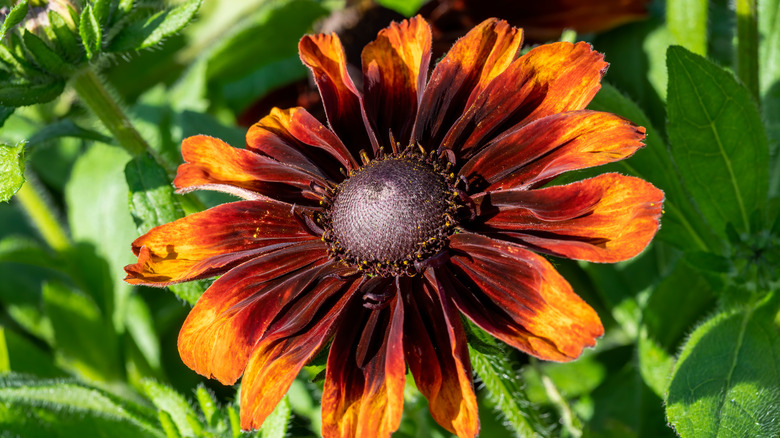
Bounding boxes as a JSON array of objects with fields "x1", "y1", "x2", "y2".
[{"x1": 125, "y1": 16, "x2": 663, "y2": 438}]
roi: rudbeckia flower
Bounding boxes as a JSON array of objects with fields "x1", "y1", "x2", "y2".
[{"x1": 125, "y1": 16, "x2": 663, "y2": 438}]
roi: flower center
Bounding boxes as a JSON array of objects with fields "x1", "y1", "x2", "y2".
[{"x1": 320, "y1": 150, "x2": 459, "y2": 277}]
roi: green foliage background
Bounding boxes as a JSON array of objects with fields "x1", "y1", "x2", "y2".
[{"x1": 1, "y1": 0, "x2": 780, "y2": 437}]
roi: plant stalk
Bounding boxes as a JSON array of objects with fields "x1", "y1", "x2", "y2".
[
  {"x1": 15, "y1": 175, "x2": 70, "y2": 252},
  {"x1": 736, "y1": 0, "x2": 760, "y2": 102}
]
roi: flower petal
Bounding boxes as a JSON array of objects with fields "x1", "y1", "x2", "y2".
[
  {"x1": 177, "y1": 242, "x2": 329, "y2": 385},
  {"x1": 321, "y1": 282, "x2": 405, "y2": 438},
  {"x1": 471, "y1": 173, "x2": 664, "y2": 263},
  {"x1": 362, "y1": 16, "x2": 431, "y2": 148},
  {"x1": 403, "y1": 277, "x2": 479, "y2": 437},
  {"x1": 299, "y1": 33, "x2": 378, "y2": 157},
  {"x1": 442, "y1": 41, "x2": 608, "y2": 159},
  {"x1": 174, "y1": 135, "x2": 331, "y2": 204},
  {"x1": 124, "y1": 200, "x2": 316, "y2": 286},
  {"x1": 413, "y1": 18, "x2": 522, "y2": 151},
  {"x1": 443, "y1": 232, "x2": 603, "y2": 361},
  {"x1": 246, "y1": 106, "x2": 358, "y2": 176},
  {"x1": 460, "y1": 110, "x2": 645, "y2": 191},
  {"x1": 239, "y1": 274, "x2": 360, "y2": 431}
]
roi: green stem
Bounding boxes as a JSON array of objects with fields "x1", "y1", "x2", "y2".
[
  {"x1": 736, "y1": 0, "x2": 760, "y2": 102},
  {"x1": 15, "y1": 175, "x2": 70, "y2": 252},
  {"x1": 532, "y1": 359, "x2": 582, "y2": 438},
  {"x1": 70, "y1": 66, "x2": 171, "y2": 173}
]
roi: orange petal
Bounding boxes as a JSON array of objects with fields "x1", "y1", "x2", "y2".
[
  {"x1": 177, "y1": 242, "x2": 329, "y2": 384},
  {"x1": 299, "y1": 33, "x2": 378, "y2": 157},
  {"x1": 413, "y1": 18, "x2": 522, "y2": 151},
  {"x1": 174, "y1": 135, "x2": 331, "y2": 205},
  {"x1": 246, "y1": 106, "x2": 358, "y2": 175},
  {"x1": 362, "y1": 16, "x2": 431, "y2": 148},
  {"x1": 444, "y1": 232, "x2": 604, "y2": 361},
  {"x1": 460, "y1": 110, "x2": 646, "y2": 191},
  {"x1": 124, "y1": 200, "x2": 316, "y2": 286},
  {"x1": 404, "y1": 277, "x2": 479, "y2": 437},
  {"x1": 240, "y1": 274, "x2": 360, "y2": 431},
  {"x1": 471, "y1": 173, "x2": 664, "y2": 263},
  {"x1": 442, "y1": 41, "x2": 607, "y2": 158},
  {"x1": 321, "y1": 282, "x2": 405, "y2": 438}
]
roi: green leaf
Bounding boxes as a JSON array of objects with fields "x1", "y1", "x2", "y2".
[
  {"x1": 65, "y1": 142, "x2": 137, "y2": 333},
  {"x1": 0, "y1": 374, "x2": 165, "y2": 438},
  {"x1": 260, "y1": 395, "x2": 291, "y2": 438},
  {"x1": 0, "y1": 79, "x2": 65, "y2": 106},
  {"x1": 142, "y1": 379, "x2": 200, "y2": 438},
  {"x1": 666, "y1": 293, "x2": 780, "y2": 437},
  {"x1": 42, "y1": 281, "x2": 122, "y2": 382},
  {"x1": 0, "y1": 141, "x2": 25, "y2": 202},
  {"x1": 124, "y1": 154, "x2": 206, "y2": 305},
  {"x1": 0, "y1": 0, "x2": 28, "y2": 41},
  {"x1": 589, "y1": 82, "x2": 721, "y2": 252},
  {"x1": 374, "y1": 0, "x2": 427, "y2": 16},
  {"x1": 0, "y1": 326, "x2": 63, "y2": 377},
  {"x1": 466, "y1": 322, "x2": 552, "y2": 438},
  {"x1": 21, "y1": 30, "x2": 69, "y2": 76},
  {"x1": 48, "y1": 10, "x2": 82, "y2": 62},
  {"x1": 158, "y1": 409, "x2": 183, "y2": 438},
  {"x1": 92, "y1": 0, "x2": 112, "y2": 24},
  {"x1": 79, "y1": 4, "x2": 102, "y2": 60},
  {"x1": 667, "y1": 45, "x2": 769, "y2": 238},
  {"x1": 125, "y1": 293, "x2": 161, "y2": 370},
  {"x1": 195, "y1": 385, "x2": 218, "y2": 427},
  {"x1": 109, "y1": 0, "x2": 203, "y2": 52},
  {"x1": 638, "y1": 260, "x2": 716, "y2": 397},
  {"x1": 0, "y1": 106, "x2": 14, "y2": 128},
  {"x1": 667, "y1": 0, "x2": 708, "y2": 55},
  {"x1": 26, "y1": 119, "x2": 112, "y2": 147}
]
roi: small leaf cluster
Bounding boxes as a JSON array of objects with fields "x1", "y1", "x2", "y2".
[{"x1": 0, "y1": 0, "x2": 202, "y2": 106}]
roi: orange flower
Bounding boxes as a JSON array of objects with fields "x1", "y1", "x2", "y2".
[{"x1": 125, "y1": 16, "x2": 663, "y2": 438}]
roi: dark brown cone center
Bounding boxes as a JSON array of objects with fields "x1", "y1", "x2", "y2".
[{"x1": 330, "y1": 158, "x2": 450, "y2": 263}]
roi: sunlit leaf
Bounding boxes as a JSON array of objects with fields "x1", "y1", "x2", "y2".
[
  {"x1": 109, "y1": 0, "x2": 203, "y2": 52},
  {"x1": 79, "y1": 4, "x2": 102, "y2": 60},
  {"x1": 0, "y1": 141, "x2": 25, "y2": 202},
  {"x1": 667, "y1": 0, "x2": 708, "y2": 55}
]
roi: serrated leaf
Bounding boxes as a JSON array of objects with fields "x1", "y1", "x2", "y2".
[
  {"x1": 21, "y1": 30, "x2": 69, "y2": 76},
  {"x1": 667, "y1": 46, "x2": 769, "y2": 239},
  {"x1": 0, "y1": 0, "x2": 28, "y2": 41},
  {"x1": 0, "y1": 78, "x2": 65, "y2": 106},
  {"x1": 93, "y1": 0, "x2": 112, "y2": 24},
  {"x1": 0, "y1": 141, "x2": 25, "y2": 202},
  {"x1": 667, "y1": 0, "x2": 708, "y2": 55},
  {"x1": 79, "y1": 4, "x2": 102, "y2": 60},
  {"x1": 260, "y1": 395, "x2": 291, "y2": 438},
  {"x1": 466, "y1": 322, "x2": 552, "y2": 438},
  {"x1": 48, "y1": 10, "x2": 82, "y2": 61},
  {"x1": 195, "y1": 385, "x2": 218, "y2": 427},
  {"x1": 109, "y1": 0, "x2": 202, "y2": 52},
  {"x1": 158, "y1": 409, "x2": 183, "y2": 438},
  {"x1": 142, "y1": 379, "x2": 199, "y2": 437},
  {"x1": 588, "y1": 82, "x2": 721, "y2": 252},
  {"x1": 0, "y1": 374, "x2": 165, "y2": 438},
  {"x1": 666, "y1": 293, "x2": 780, "y2": 437},
  {"x1": 42, "y1": 281, "x2": 122, "y2": 382}
]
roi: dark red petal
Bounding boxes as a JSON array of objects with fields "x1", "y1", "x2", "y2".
[
  {"x1": 362, "y1": 16, "x2": 431, "y2": 148},
  {"x1": 174, "y1": 135, "x2": 331, "y2": 205},
  {"x1": 177, "y1": 242, "x2": 329, "y2": 385},
  {"x1": 403, "y1": 277, "x2": 479, "y2": 437},
  {"x1": 321, "y1": 280, "x2": 406, "y2": 438},
  {"x1": 443, "y1": 232, "x2": 603, "y2": 361},
  {"x1": 442, "y1": 41, "x2": 607, "y2": 159},
  {"x1": 239, "y1": 274, "x2": 361, "y2": 431},
  {"x1": 124, "y1": 200, "x2": 316, "y2": 286},
  {"x1": 471, "y1": 173, "x2": 664, "y2": 263},
  {"x1": 246, "y1": 107, "x2": 358, "y2": 177},
  {"x1": 412, "y1": 18, "x2": 522, "y2": 151},
  {"x1": 299, "y1": 33, "x2": 378, "y2": 158},
  {"x1": 460, "y1": 110, "x2": 645, "y2": 191}
]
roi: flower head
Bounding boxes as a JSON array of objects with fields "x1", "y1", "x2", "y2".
[{"x1": 125, "y1": 16, "x2": 663, "y2": 438}]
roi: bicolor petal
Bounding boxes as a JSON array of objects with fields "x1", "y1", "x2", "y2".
[
  {"x1": 177, "y1": 242, "x2": 330, "y2": 385},
  {"x1": 124, "y1": 200, "x2": 316, "y2": 286},
  {"x1": 413, "y1": 18, "x2": 522, "y2": 151},
  {"x1": 174, "y1": 135, "x2": 332, "y2": 204},
  {"x1": 362, "y1": 16, "x2": 432, "y2": 149},
  {"x1": 471, "y1": 173, "x2": 664, "y2": 263},
  {"x1": 444, "y1": 232, "x2": 604, "y2": 361},
  {"x1": 460, "y1": 110, "x2": 645, "y2": 190},
  {"x1": 321, "y1": 281, "x2": 406, "y2": 438},
  {"x1": 299, "y1": 33, "x2": 378, "y2": 157},
  {"x1": 404, "y1": 277, "x2": 479, "y2": 437}
]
